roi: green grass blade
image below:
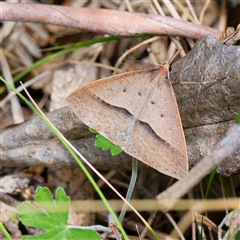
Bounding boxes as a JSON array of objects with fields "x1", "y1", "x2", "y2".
[
  {"x1": 205, "y1": 167, "x2": 217, "y2": 199},
  {"x1": 13, "y1": 36, "x2": 119, "y2": 83},
  {"x1": 0, "y1": 36, "x2": 119, "y2": 95},
  {"x1": 0, "y1": 222, "x2": 12, "y2": 240}
]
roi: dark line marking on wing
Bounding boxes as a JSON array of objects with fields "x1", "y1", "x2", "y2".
[{"x1": 93, "y1": 94, "x2": 171, "y2": 148}]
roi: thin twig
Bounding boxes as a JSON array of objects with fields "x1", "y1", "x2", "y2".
[
  {"x1": 1, "y1": 2, "x2": 221, "y2": 39},
  {"x1": 114, "y1": 36, "x2": 161, "y2": 74},
  {"x1": 0, "y1": 49, "x2": 24, "y2": 124}
]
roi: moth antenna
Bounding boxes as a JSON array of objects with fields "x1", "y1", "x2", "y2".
[{"x1": 168, "y1": 49, "x2": 182, "y2": 66}]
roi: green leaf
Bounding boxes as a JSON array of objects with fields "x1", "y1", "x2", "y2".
[
  {"x1": 21, "y1": 228, "x2": 100, "y2": 240},
  {"x1": 94, "y1": 134, "x2": 123, "y2": 155},
  {"x1": 90, "y1": 129, "x2": 122, "y2": 156},
  {"x1": 204, "y1": 167, "x2": 217, "y2": 199},
  {"x1": 89, "y1": 128, "x2": 98, "y2": 133},
  {"x1": 110, "y1": 145, "x2": 123, "y2": 155},
  {"x1": 95, "y1": 134, "x2": 113, "y2": 150},
  {"x1": 17, "y1": 187, "x2": 101, "y2": 240}
]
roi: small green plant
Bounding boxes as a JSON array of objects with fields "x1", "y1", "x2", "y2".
[
  {"x1": 17, "y1": 187, "x2": 101, "y2": 240},
  {"x1": 89, "y1": 128, "x2": 123, "y2": 155}
]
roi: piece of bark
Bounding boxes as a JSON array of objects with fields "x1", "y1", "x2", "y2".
[
  {"x1": 1, "y1": 36, "x2": 240, "y2": 176},
  {"x1": 1, "y1": 110, "x2": 238, "y2": 176},
  {"x1": 170, "y1": 35, "x2": 240, "y2": 176},
  {"x1": 185, "y1": 122, "x2": 240, "y2": 176},
  {"x1": 171, "y1": 35, "x2": 240, "y2": 127},
  {"x1": 0, "y1": 107, "x2": 135, "y2": 170}
]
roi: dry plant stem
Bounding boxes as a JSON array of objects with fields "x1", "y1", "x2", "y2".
[
  {"x1": 68, "y1": 60, "x2": 123, "y2": 74},
  {"x1": 165, "y1": 212, "x2": 185, "y2": 240},
  {"x1": 170, "y1": 210, "x2": 192, "y2": 238},
  {"x1": 67, "y1": 225, "x2": 111, "y2": 233},
  {"x1": 192, "y1": 218, "x2": 196, "y2": 240},
  {"x1": 124, "y1": 0, "x2": 134, "y2": 13},
  {"x1": 60, "y1": 198, "x2": 240, "y2": 212},
  {"x1": 152, "y1": 0, "x2": 165, "y2": 16},
  {"x1": 185, "y1": 0, "x2": 199, "y2": 24},
  {"x1": 81, "y1": 44, "x2": 104, "y2": 85},
  {"x1": 0, "y1": 71, "x2": 52, "y2": 108},
  {"x1": 174, "y1": 2, "x2": 194, "y2": 23},
  {"x1": 114, "y1": 36, "x2": 161, "y2": 74},
  {"x1": 218, "y1": 0, "x2": 227, "y2": 32},
  {"x1": 169, "y1": 37, "x2": 187, "y2": 57},
  {"x1": 220, "y1": 25, "x2": 240, "y2": 45},
  {"x1": 195, "y1": 212, "x2": 218, "y2": 234},
  {"x1": 168, "y1": 49, "x2": 182, "y2": 65},
  {"x1": 0, "y1": 49, "x2": 24, "y2": 124},
  {"x1": 1, "y1": 2, "x2": 221, "y2": 39},
  {"x1": 20, "y1": 85, "x2": 152, "y2": 234},
  {"x1": 97, "y1": 171, "x2": 117, "y2": 188},
  {"x1": 140, "y1": 211, "x2": 157, "y2": 239},
  {"x1": 157, "y1": 123, "x2": 240, "y2": 210},
  {"x1": 163, "y1": 1, "x2": 180, "y2": 19},
  {"x1": 199, "y1": 1, "x2": 211, "y2": 25}
]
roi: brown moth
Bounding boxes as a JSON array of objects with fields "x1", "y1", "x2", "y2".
[{"x1": 66, "y1": 63, "x2": 188, "y2": 179}]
